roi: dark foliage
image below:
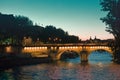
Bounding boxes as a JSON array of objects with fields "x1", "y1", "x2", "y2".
[
  {"x1": 0, "y1": 13, "x2": 80, "y2": 44},
  {"x1": 100, "y1": 0, "x2": 120, "y2": 61}
]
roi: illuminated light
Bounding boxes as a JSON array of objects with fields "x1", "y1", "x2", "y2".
[
  {"x1": 33, "y1": 47, "x2": 36, "y2": 49},
  {"x1": 97, "y1": 62, "x2": 103, "y2": 67},
  {"x1": 36, "y1": 47, "x2": 38, "y2": 49},
  {"x1": 29, "y1": 47, "x2": 31, "y2": 49},
  {"x1": 32, "y1": 47, "x2": 34, "y2": 49},
  {"x1": 35, "y1": 47, "x2": 37, "y2": 49},
  {"x1": 24, "y1": 47, "x2": 27, "y2": 50},
  {"x1": 60, "y1": 47, "x2": 62, "y2": 49},
  {"x1": 6, "y1": 46, "x2": 12, "y2": 53},
  {"x1": 36, "y1": 47, "x2": 39, "y2": 49},
  {"x1": 31, "y1": 47, "x2": 34, "y2": 49},
  {"x1": 27, "y1": 47, "x2": 29, "y2": 49},
  {"x1": 26, "y1": 47, "x2": 28, "y2": 49},
  {"x1": 75, "y1": 47, "x2": 78, "y2": 48},
  {"x1": 44, "y1": 47, "x2": 46, "y2": 49},
  {"x1": 59, "y1": 47, "x2": 61, "y2": 49},
  {"x1": 45, "y1": 47, "x2": 47, "y2": 49},
  {"x1": 106, "y1": 47, "x2": 108, "y2": 49},
  {"x1": 40, "y1": 47, "x2": 42, "y2": 49},
  {"x1": 25, "y1": 47, "x2": 28, "y2": 49},
  {"x1": 51, "y1": 47, "x2": 53, "y2": 49}
]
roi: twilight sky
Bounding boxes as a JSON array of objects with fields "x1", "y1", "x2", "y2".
[{"x1": 0, "y1": 0, "x2": 114, "y2": 40}]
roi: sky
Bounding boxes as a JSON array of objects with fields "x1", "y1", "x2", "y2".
[{"x1": 0, "y1": 0, "x2": 114, "y2": 40}]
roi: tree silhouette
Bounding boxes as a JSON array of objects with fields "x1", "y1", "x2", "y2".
[
  {"x1": 100, "y1": 0, "x2": 120, "y2": 61},
  {"x1": 0, "y1": 13, "x2": 80, "y2": 44}
]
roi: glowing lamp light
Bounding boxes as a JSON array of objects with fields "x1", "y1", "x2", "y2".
[
  {"x1": 76, "y1": 46, "x2": 78, "y2": 48},
  {"x1": 24, "y1": 47, "x2": 27, "y2": 50}
]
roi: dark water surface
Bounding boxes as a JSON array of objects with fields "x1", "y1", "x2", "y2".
[{"x1": 0, "y1": 52, "x2": 120, "y2": 80}]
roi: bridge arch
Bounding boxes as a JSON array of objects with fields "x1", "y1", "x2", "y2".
[
  {"x1": 56, "y1": 50, "x2": 80, "y2": 60},
  {"x1": 87, "y1": 48, "x2": 113, "y2": 55},
  {"x1": 88, "y1": 49, "x2": 113, "y2": 63}
]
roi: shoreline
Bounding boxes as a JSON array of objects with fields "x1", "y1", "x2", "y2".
[{"x1": 0, "y1": 57, "x2": 53, "y2": 70}]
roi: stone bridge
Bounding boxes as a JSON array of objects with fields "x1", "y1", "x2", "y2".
[{"x1": 23, "y1": 43, "x2": 113, "y2": 61}]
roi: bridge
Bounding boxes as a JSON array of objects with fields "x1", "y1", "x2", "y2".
[{"x1": 22, "y1": 43, "x2": 113, "y2": 62}]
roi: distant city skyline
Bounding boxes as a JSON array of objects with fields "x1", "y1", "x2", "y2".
[{"x1": 0, "y1": 0, "x2": 114, "y2": 40}]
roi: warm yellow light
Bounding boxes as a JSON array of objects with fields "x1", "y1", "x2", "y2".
[
  {"x1": 76, "y1": 46, "x2": 78, "y2": 48},
  {"x1": 6, "y1": 46, "x2": 12, "y2": 53}
]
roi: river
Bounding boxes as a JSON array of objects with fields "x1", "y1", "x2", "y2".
[{"x1": 0, "y1": 51, "x2": 120, "y2": 80}]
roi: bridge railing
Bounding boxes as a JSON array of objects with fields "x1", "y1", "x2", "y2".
[{"x1": 23, "y1": 43, "x2": 109, "y2": 47}]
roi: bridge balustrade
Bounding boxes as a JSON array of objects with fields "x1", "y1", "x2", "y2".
[{"x1": 22, "y1": 43, "x2": 112, "y2": 61}]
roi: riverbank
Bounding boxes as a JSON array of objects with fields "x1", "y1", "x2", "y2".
[
  {"x1": 114, "y1": 59, "x2": 120, "y2": 64},
  {"x1": 0, "y1": 57, "x2": 53, "y2": 70}
]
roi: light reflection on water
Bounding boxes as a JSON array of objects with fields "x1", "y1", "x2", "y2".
[{"x1": 0, "y1": 52, "x2": 120, "y2": 80}]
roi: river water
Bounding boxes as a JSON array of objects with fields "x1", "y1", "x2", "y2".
[{"x1": 0, "y1": 51, "x2": 120, "y2": 80}]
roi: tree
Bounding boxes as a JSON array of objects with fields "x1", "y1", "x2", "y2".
[
  {"x1": 100, "y1": 0, "x2": 120, "y2": 61},
  {"x1": 0, "y1": 13, "x2": 80, "y2": 44}
]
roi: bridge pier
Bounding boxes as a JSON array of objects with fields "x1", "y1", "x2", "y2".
[
  {"x1": 80, "y1": 50, "x2": 88, "y2": 62},
  {"x1": 22, "y1": 44, "x2": 112, "y2": 62}
]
